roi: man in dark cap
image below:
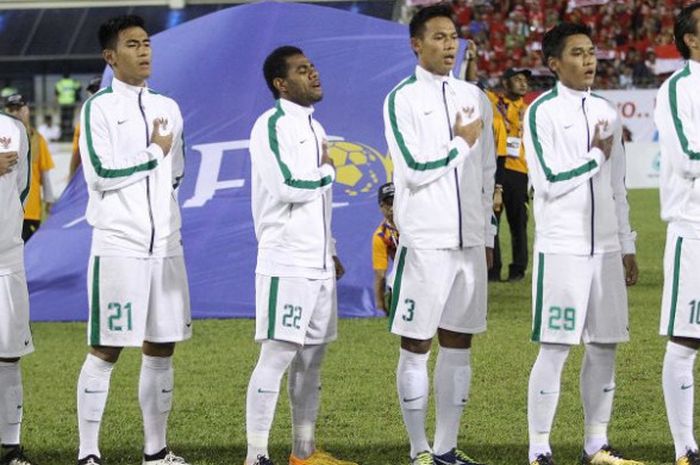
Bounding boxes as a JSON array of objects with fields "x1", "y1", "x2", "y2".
[{"x1": 372, "y1": 182, "x2": 399, "y2": 314}]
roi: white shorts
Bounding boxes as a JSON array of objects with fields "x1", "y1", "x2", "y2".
[
  {"x1": 389, "y1": 246, "x2": 487, "y2": 340},
  {"x1": 255, "y1": 274, "x2": 337, "y2": 346},
  {"x1": 531, "y1": 251, "x2": 629, "y2": 345},
  {"x1": 87, "y1": 255, "x2": 192, "y2": 347},
  {"x1": 0, "y1": 271, "x2": 34, "y2": 358},
  {"x1": 660, "y1": 231, "x2": 700, "y2": 338}
]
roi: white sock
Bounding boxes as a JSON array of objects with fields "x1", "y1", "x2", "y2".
[
  {"x1": 397, "y1": 348, "x2": 431, "y2": 458},
  {"x1": 288, "y1": 344, "x2": 327, "y2": 459},
  {"x1": 581, "y1": 343, "x2": 616, "y2": 456},
  {"x1": 433, "y1": 347, "x2": 471, "y2": 455},
  {"x1": 77, "y1": 354, "x2": 114, "y2": 459},
  {"x1": 0, "y1": 361, "x2": 22, "y2": 446},
  {"x1": 528, "y1": 344, "x2": 570, "y2": 462},
  {"x1": 663, "y1": 341, "x2": 698, "y2": 459},
  {"x1": 139, "y1": 355, "x2": 173, "y2": 456},
  {"x1": 246, "y1": 340, "x2": 299, "y2": 463}
]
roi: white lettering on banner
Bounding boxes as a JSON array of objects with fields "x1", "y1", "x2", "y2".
[
  {"x1": 182, "y1": 140, "x2": 248, "y2": 208},
  {"x1": 62, "y1": 215, "x2": 86, "y2": 228},
  {"x1": 596, "y1": 90, "x2": 657, "y2": 143}
]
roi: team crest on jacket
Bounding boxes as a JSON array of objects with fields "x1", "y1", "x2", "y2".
[{"x1": 0, "y1": 136, "x2": 10, "y2": 149}]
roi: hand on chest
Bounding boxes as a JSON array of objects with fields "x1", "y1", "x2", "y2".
[
  {"x1": 556, "y1": 102, "x2": 616, "y2": 153},
  {"x1": 113, "y1": 98, "x2": 173, "y2": 145}
]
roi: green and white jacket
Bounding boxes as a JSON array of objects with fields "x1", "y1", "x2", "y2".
[
  {"x1": 383, "y1": 65, "x2": 497, "y2": 250},
  {"x1": 656, "y1": 60, "x2": 700, "y2": 239},
  {"x1": 524, "y1": 81, "x2": 635, "y2": 256},
  {"x1": 0, "y1": 112, "x2": 30, "y2": 275},
  {"x1": 79, "y1": 77, "x2": 185, "y2": 258},
  {"x1": 249, "y1": 98, "x2": 336, "y2": 278}
]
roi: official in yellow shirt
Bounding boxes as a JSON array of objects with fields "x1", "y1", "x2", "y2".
[
  {"x1": 486, "y1": 67, "x2": 530, "y2": 282},
  {"x1": 4, "y1": 94, "x2": 56, "y2": 241},
  {"x1": 372, "y1": 182, "x2": 399, "y2": 314}
]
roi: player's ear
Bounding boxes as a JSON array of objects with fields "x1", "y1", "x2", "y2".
[
  {"x1": 273, "y1": 77, "x2": 286, "y2": 97},
  {"x1": 684, "y1": 32, "x2": 699, "y2": 55},
  {"x1": 103, "y1": 48, "x2": 116, "y2": 68},
  {"x1": 410, "y1": 36, "x2": 422, "y2": 56}
]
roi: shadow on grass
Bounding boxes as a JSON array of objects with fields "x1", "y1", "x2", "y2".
[{"x1": 26, "y1": 442, "x2": 674, "y2": 465}]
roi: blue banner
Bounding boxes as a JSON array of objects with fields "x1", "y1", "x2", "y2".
[{"x1": 25, "y1": 2, "x2": 466, "y2": 321}]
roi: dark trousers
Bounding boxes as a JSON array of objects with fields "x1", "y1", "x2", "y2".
[
  {"x1": 491, "y1": 168, "x2": 529, "y2": 280},
  {"x1": 22, "y1": 219, "x2": 41, "y2": 242},
  {"x1": 59, "y1": 105, "x2": 75, "y2": 141}
]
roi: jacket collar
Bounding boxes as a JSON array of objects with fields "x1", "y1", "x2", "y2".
[
  {"x1": 278, "y1": 98, "x2": 314, "y2": 117},
  {"x1": 111, "y1": 76, "x2": 149, "y2": 97},
  {"x1": 415, "y1": 65, "x2": 454, "y2": 85},
  {"x1": 687, "y1": 59, "x2": 700, "y2": 78},
  {"x1": 555, "y1": 80, "x2": 591, "y2": 102}
]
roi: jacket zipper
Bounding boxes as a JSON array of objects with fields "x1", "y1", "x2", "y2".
[
  {"x1": 309, "y1": 115, "x2": 327, "y2": 270},
  {"x1": 582, "y1": 97, "x2": 594, "y2": 256},
  {"x1": 442, "y1": 82, "x2": 463, "y2": 249},
  {"x1": 139, "y1": 89, "x2": 156, "y2": 255}
]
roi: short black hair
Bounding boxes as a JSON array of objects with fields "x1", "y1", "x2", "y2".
[
  {"x1": 263, "y1": 45, "x2": 304, "y2": 99},
  {"x1": 409, "y1": 3, "x2": 456, "y2": 38},
  {"x1": 98, "y1": 15, "x2": 147, "y2": 50},
  {"x1": 674, "y1": 2, "x2": 700, "y2": 60},
  {"x1": 542, "y1": 22, "x2": 592, "y2": 64}
]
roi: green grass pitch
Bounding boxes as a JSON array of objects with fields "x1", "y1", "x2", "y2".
[{"x1": 19, "y1": 188, "x2": 677, "y2": 465}]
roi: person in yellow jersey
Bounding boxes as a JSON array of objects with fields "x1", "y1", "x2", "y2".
[
  {"x1": 486, "y1": 67, "x2": 531, "y2": 282},
  {"x1": 372, "y1": 182, "x2": 399, "y2": 314},
  {"x1": 55, "y1": 73, "x2": 82, "y2": 141},
  {"x1": 3, "y1": 94, "x2": 56, "y2": 241}
]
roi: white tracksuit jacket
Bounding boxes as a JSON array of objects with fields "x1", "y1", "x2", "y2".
[
  {"x1": 249, "y1": 98, "x2": 336, "y2": 278},
  {"x1": 524, "y1": 81, "x2": 636, "y2": 255},
  {"x1": 79, "y1": 77, "x2": 185, "y2": 258},
  {"x1": 655, "y1": 60, "x2": 700, "y2": 238},
  {"x1": 383, "y1": 65, "x2": 497, "y2": 250},
  {"x1": 0, "y1": 112, "x2": 30, "y2": 275}
]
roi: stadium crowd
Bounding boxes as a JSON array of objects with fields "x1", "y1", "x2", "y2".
[{"x1": 439, "y1": 0, "x2": 686, "y2": 89}]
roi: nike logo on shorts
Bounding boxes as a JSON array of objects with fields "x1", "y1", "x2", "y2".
[
  {"x1": 603, "y1": 386, "x2": 616, "y2": 393},
  {"x1": 117, "y1": 119, "x2": 128, "y2": 125},
  {"x1": 402, "y1": 395, "x2": 423, "y2": 403},
  {"x1": 539, "y1": 390, "x2": 559, "y2": 395},
  {"x1": 681, "y1": 384, "x2": 693, "y2": 390},
  {"x1": 161, "y1": 388, "x2": 173, "y2": 393},
  {"x1": 84, "y1": 389, "x2": 107, "y2": 394},
  {"x1": 257, "y1": 388, "x2": 278, "y2": 394}
]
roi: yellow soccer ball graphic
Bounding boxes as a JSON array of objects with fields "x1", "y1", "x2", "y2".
[{"x1": 327, "y1": 141, "x2": 393, "y2": 197}]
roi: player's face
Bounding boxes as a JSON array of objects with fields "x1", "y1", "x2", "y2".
[
  {"x1": 686, "y1": 10, "x2": 700, "y2": 61},
  {"x1": 412, "y1": 17, "x2": 459, "y2": 76},
  {"x1": 104, "y1": 26, "x2": 152, "y2": 87},
  {"x1": 549, "y1": 34, "x2": 596, "y2": 91},
  {"x1": 277, "y1": 54, "x2": 323, "y2": 107},
  {"x1": 506, "y1": 73, "x2": 529, "y2": 97}
]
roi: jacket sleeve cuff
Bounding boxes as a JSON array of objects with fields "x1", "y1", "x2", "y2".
[
  {"x1": 450, "y1": 135, "x2": 470, "y2": 157},
  {"x1": 589, "y1": 146, "x2": 605, "y2": 167},
  {"x1": 620, "y1": 231, "x2": 637, "y2": 255},
  {"x1": 147, "y1": 143, "x2": 165, "y2": 161},
  {"x1": 320, "y1": 163, "x2": 336, "y2": 182}
]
